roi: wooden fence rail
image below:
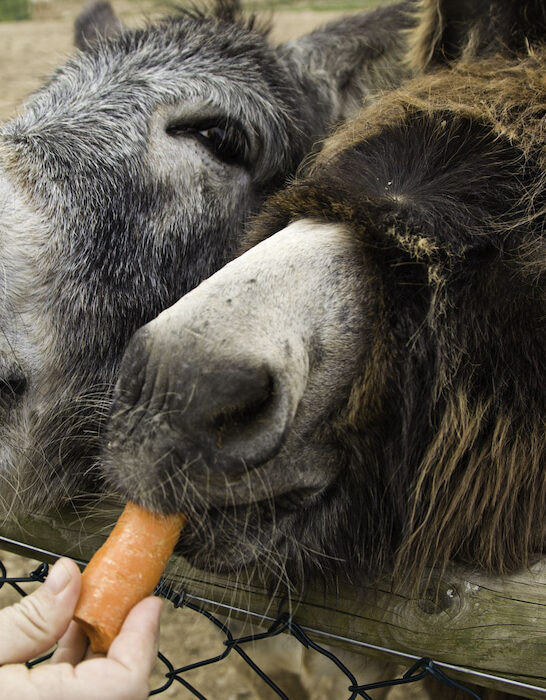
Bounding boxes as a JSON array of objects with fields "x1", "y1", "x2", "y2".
[{"x1": 0, "y1": 501, "x2": 544, "y2": 698}]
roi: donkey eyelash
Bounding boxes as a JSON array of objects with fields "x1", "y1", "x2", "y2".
[{"x1": 166, "y1": 119, "x2": 251, "y2": 168}]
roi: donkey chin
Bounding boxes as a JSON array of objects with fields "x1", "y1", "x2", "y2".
[{"x1": 103, "y1": 219, "x2": 370, "y2": 575}]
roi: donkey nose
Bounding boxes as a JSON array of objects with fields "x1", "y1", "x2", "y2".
[{"x1": 112, "y1": 329, "x2": 293, "y2": 472}]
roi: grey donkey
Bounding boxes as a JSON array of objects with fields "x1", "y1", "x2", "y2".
[{"x1": 0, "y1": 0, "x2": 414, "y2": 518}]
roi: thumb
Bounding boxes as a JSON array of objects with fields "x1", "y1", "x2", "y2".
[{"x1": 0, "y1": 558, "x2": 81, "y2": 664}]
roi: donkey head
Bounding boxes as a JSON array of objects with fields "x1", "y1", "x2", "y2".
[
  {"x1": 0, "y1": 1, "x2": 411, "y2": 516},
  {"x1": 104, "y1": 0, "x2": 546, "y2": 582}
]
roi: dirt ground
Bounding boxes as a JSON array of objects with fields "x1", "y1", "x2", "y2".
[{"x1": 0, "y1": 2, "x2": 441, "y2": 699}]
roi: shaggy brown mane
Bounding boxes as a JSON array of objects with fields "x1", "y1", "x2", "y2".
[
  {"x1": 315, "y1": 48, "x2": 546, "y2": 231},
  {"x1": 398, "y1": 395, "x2": 545, "y2": 581},
  {"x1": 317, "y1": 50, "x2": 545, "y2": 158},
  {"x1": 406, "y1": 0, "x2": 546, "y2": 72}
]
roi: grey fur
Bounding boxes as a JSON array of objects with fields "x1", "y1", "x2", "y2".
[{"x1": 0, "y1": 1, "x2": 413, "y2": 517}]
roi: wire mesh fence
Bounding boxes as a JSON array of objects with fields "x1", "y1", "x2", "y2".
[{"x1": 0, "y1": 554, "x2": 486, "y2": 699}]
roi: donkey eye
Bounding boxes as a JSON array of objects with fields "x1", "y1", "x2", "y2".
[
  {"x1": 198, "y1": 126, "x2": 225, "y2": 140},
  {"x1": 196, "y1": 126, "x2": 246, "y2": 165},
  {"x1": 166, "y1": 120, "x2": 250, "y2": 168}
]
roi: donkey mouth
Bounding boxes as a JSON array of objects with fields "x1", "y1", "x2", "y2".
[{"x1": 174, "y1": 489, "x2": 313, "y2": 572}]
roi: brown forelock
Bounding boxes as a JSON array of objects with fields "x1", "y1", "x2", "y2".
[
  {"x1": 247, "y1": 49, "x2": 546, "y2": 251},
  {"x1": 242, "y1": 47, "x2": 546, "y2": 583},
  {"x1": 315, "y1": 49, "x2": 546, "y2": 171}
]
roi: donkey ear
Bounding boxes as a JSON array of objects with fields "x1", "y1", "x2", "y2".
[
  {"x1": 74, "y1": 1, "x2": 123, "y2": 50},
  {"x1": 407, "y1": 0, "x2": 546, "y2": 72},
  {"x1": 211, "y1": 0, "x2": 242, "y2": 24},
  {"x1": 210, "y1": 0, "x2": 270, "y2": 36}
]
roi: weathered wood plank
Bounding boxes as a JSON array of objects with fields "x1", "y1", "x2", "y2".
[{"x1": 0, "y1": 504, "x2": 544, "y2": 698}]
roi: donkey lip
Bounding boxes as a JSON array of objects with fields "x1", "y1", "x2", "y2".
[
  {"x1": 188, "y1": 463, "x2": 326, "y2": 510},
  {"x1": 175, "y1": 496, "x2": 293, "y2": 569}
]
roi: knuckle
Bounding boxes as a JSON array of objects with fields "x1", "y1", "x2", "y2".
[
  {"x1": 15, "y1": 593, "x2": 55, "y2": 644},
  {"x1": 121, "y1": 674, "x2": 150, "y2": 700},
  {"x1": 35, "y1": 663, "x2": 74, "y2": 700}
]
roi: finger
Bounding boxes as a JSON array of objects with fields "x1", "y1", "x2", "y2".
[
  {"x1": 0, "y1": 598, "x2": 161, "y2": 700},
  {"x1": 108, "y1": 596, "x2": 162, "y2": 679},
  {"x1": 0, "y1": 663, "x2": 35, "y2": 700},
  {"x1": 1, "y1": 659, "x2": 133, "y2": 700},
  {"x1": 0, "y1": 558, "x2": 81, "y2": 664},
  {"x1": 51, "y1": 620, "x2": 89, "y2": 665}
]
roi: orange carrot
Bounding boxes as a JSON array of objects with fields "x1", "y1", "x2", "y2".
[{"x1": 73, "y1": 502, "x2": 186, "y2": 653}]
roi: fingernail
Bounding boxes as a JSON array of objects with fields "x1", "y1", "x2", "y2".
[{"x1": 43, "y1": 559, "x2": 72, "y2": 595}]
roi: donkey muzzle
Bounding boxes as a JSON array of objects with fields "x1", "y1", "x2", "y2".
[
  {"x1": 111, "y1": 321, "x2": 305, "y2": 475},
  {"x1": 105, "y1": 219, "x2": 366, "y2": 508}
]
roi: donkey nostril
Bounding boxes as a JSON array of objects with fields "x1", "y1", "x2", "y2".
[
  {"x1": 211, "y1": 371, "x2": 274, "y2": 446},
  {"x1": 111, "y1": 338, "x2": 295, "y2": 474},
  {"x1": 180, "y1": 362, "x2": 289, "y2": 470}
]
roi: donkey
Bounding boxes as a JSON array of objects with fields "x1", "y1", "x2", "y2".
[
  {"x1": 0, "y1": 0, "x2": 414, "y2": 517},
  {"x1": 104, "y1": 0, "x2": 546, "y2": 592}
]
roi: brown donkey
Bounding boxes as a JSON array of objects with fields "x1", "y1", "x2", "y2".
[{"x1": 108, "y1": 0, "x2": 546, "y2": 592}]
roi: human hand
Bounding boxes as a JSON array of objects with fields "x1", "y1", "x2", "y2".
[{"x1": 0, "y1": 557, "x2": 161, "y2": 700}]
